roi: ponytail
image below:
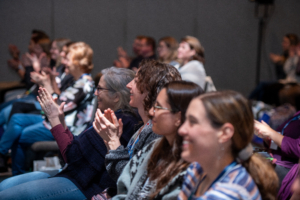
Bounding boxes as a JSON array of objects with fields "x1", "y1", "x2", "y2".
[{"x1": 242, "y1": 154, "x2": 278, "y2": 200}]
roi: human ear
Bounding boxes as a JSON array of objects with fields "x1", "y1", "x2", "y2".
[
  {"x1": 113, "y1": 93, "x2": 120, "y2": 103},
  {"x1": 174, "y1": 112, "x2": 181, "y2": 127},
  {"x1": 217, "y1": 123, "x2": 234, "y2": 143},
  {"x1": 190, "y1": 49, "x2": 196, "y2": 57}
]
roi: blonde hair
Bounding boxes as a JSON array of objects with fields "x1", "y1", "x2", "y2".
[
  {"x1": 69, "y1": 42, "x2": 94, "y2": 73},
  {"x1": 181, "y1": 36, "x2": 205, "y2": 64}
]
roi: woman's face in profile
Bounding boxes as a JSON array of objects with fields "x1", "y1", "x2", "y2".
[
  {"x1": 50, "y1": 41, "x2": 60, "y2": 60},
  {"x1": 157, "y1": 41, "x2": 170, "y2": 60},
  {"x1": 149, "y1": 88, "x2": 179, "y2": 141},
  {"x1": 177, "y1": 42, "x2": 195, "y2": 61},
  {"x1": 126, "y1": 74, "x2": 147, "y2": 109},
  {"x1": 178, "y1": 99, "x2": 219, "y2": 164}
]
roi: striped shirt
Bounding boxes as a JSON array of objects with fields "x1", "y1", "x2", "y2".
[{"x1": 178, "y1": 162, "x2": 261, "y2": 200}]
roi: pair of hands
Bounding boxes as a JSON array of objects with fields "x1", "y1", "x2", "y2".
[
  {"x1": 93, "y1": 108, "x2": 123, "y2": 151},
  {"x1": 254, "y1": 120, "x2": 277, "y2": 140},
  {"x1": 37, "y1": 87, "x2": 65, "y2": 128},
  {"x1": 26, "y1": 52, "x2": 49, "y2": 72},
  {"x1": 114, "y1": 47, "x2": 130, "y2": 68},
  {"x1": 31, "y1": 67, "x2": 58, "y2": 85}
]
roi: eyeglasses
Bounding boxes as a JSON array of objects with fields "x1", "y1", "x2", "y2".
[
  {"x1": 96, "y1": 86, "x2": 111, "y2": 93},
  {"x1": 153, "y1": 105, "x2": 172, "y2": 113}
]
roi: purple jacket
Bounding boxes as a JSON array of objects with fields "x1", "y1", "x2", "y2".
[
  {"x1": 273, "y1": 110, "x2": 300, "y2": 200},
  {"x1": 272, "y1": 110, "x2": 300, "y2": 168}
]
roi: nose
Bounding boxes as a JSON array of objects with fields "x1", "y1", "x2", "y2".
[
  {"x1": 94, "y1": 88, "x2": 98, "y2": 96},
  {"x1": 126, "y1": 80, "x2": 132, "y2": 89},
  {"x1": 149, "y1": 107, "x2": 155, "y2": 117},
  {"x1": 178, "y1": 121, "x2": 187, "y2": 136}
]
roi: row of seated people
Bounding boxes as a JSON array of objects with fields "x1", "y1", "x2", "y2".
[
  {"x1": 250, "y1": 33, "x2": 300, "y2": 108},
  {"x1": 1, "y1": 30, "x2": 209, "y2": 175},
  {"x1": 0, "y1": 40, "x2": 95, "y2": 175},
  {"x1": 113, "y1": 35, "x2": 208, "y2": 90},
  {"x1": 6, "y1": 31, "x2": 210, "y2": 96},
  {"x1": 0, "y1": 31, "x2": 299, "y2": 199},
  {"x1": 1, "y1": 59, "x2": 299, "y2": 199}
]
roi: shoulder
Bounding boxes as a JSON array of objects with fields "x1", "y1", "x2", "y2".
[
  {"x1": 180, "y1": 61, "x2": 205, "y2": 75},
  {"x1": 206, "y1": 164, "x2": 261, "y2": 200},
  {"x1": 115, "y1": 110, "x2": 140, "y2": 124},
  {"x1": 73, "y1": 75, "x2": 95, "y2": 90},
  {"x1": 134, "y1": 138, "x2": 160, "y2": 158},
  {"x1": 185, "y1": 60, "x2": 204, "y2": 68},
  {"x1": 179, "y1": 162, "x2": 203, "y2": 198}
]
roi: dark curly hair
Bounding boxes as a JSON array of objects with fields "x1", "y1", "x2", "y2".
[{"x1": 136, "y1": 59, "x2": 181, "y2": 113}]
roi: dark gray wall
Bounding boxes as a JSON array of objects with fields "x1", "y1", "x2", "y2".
[{"x1": 1, "y1": 0, "x2": 300, "y2": 95}]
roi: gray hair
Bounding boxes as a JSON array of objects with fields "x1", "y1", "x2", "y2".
[{"x1": 101, "y1": 67, "x2": 135, "y2": 112}]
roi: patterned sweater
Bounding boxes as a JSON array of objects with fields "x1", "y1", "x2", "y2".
[
  {"x1": 105, "y1": 120, "x2": 160, "y2": 182},
  {"x1": 178, "y1": 162, "x2": 261, "y2": 200},
  {"x1": 113, "y1": 138, "x2": 187, "y2": 200}
]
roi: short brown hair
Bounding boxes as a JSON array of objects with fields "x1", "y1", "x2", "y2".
[
  {"x1": 136, "y1": 59, "x2": 181, "y2": 113},
  {"x1": 145, "y1": 36, "x2": 156, "y2": 51},
  {"x1": 69, "y1": 42, "x2": 94, "y2": 73}
]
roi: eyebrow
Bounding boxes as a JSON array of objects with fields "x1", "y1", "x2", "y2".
[
  {"x1": 187, "y1": 115, "x2": 198, "y2": 123},
  {"x1": 155, "y1": 101, "x2": 162, "y2": 107}
]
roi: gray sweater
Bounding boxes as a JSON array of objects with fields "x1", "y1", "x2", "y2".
[{"x1": 105, "y1": 120, "x2": 160, "y2": 182}]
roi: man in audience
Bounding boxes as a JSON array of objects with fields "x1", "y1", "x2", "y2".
[{"x1": 128, "y1": 36, "x2": 156, "y2": 71}]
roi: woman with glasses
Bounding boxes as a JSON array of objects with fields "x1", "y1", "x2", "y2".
[
  {"x1": 95, "y1": 81, "x2": 203, "y2": 200},
  {"x1": 0, "y1": 67, "x2": 141, "y2": 200}
]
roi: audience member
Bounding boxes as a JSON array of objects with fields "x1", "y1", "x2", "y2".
[
  {"x1": 113, "y1": 35, "x2": 145, "y2": 69},
  {"x1": 178, "y1": 91, "x2": 278, "y2": 199},
  {"x1": 0, "y1": 39, "x2": 73, "y2": 135},
  {"x1": 0, "y1": 32, "x2": 51, "y2": 113},
  {"x1": 175, "y1": 36, "x2": 206, "y2": 89},
  {"x1": 270, "y1": 34, "x2": 299, "y2": 80},
  {"x1": 255, "y1": 110, "x2": 300, "y2": 199},
  {"x1": 0, "y1": 42, "x2": 95, "y2": 175},
  {"x1": 157, "y1": 36, "x2": 179, "y2": 66},
  {"x1": 107, "y1": 81, "x2": 203, "y2": 199},
  {"x1": 128, "y1": 36, "x2": 156, "y2": 71},
  {"x1": 279, "y1": 41, "x2": 300, "y2": 84},
  {"x1": 94, "y1": 60, "x2": 181, "y2": 187},
  {"x1": 0, "y1": 68, "x2": 139, "y2": 199},
  {"x1": 7, "y1": 29, "x2": 49, "y2": 81},
  {"x1": 290, "y1": 164, "x2": 300, "y2": 200},
  {"x1": 0, "y1": 67, "x2": 140, "y2": 199}
]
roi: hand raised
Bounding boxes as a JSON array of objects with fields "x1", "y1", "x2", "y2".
[
  {"x1": 37, "y1": 87, "x2": 65, "y2": 120},
  {"x1": 254, "y1": 120, "x2": 276, "y2": 139}
]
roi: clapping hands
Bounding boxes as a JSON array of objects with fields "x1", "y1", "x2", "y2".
[
  {"x1": 93, "y1": 108, "x2": 123, "y2": 150},
  {"x1": 37, "y1": 87, "x2": 66, "y2": 127}
]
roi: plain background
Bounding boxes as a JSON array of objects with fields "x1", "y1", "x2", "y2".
[{"x1": 1, "y1": 0, "x2": 300, "y2": 95}]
